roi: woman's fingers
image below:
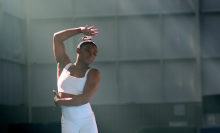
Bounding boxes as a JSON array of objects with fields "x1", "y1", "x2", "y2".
[
  {"x1": 82, "y1": 25, "x2": 99, "y2": 36},
  {"x1": 53, "y1": 90, "x2": 61, "y2": 98},
  {"x1": 91, "y1": 29, "x2": 98, "y2": 33},
  {"x1": 53, "y1": 90, "x2": 61, "y2": 110},
  {"x1": 53, "y1": 95, "x2": 60, "y2": 110},
  {"x1": 88, "y1": 26, "x2": 94, "y2": 29},
  {"x1": 90, "y1": 29, "x2": 98, "y2": 34},
  {"x1": 53, "y1": 90, "x2": 58, "y2": 95},
  {"x1": 91, "y1": 29, "x2": 99, "y2": 34},
  {"x1": 91, "y1": 31, "x2": 99, "y2": 35}
]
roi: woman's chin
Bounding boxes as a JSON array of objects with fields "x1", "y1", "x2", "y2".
[
  {"x1": 86, "y1": 59, "x2": 94, "y2": 64},
  {"x1": 88, "y1": 61, "x2": 93, "y2": 64}
]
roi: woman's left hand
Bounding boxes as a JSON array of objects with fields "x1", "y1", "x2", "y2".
[
  {"x1": 53, "y1": 90, "x2": 60, "y2": 110},
  {"x1": 80, "y1": 25, "x2": 99, "y2": 36}
]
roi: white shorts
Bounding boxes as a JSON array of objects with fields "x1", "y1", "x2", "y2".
[
  {"x1": 61, "y1": 103, "x2": 98, "y2": 133},
  {"x1": 61, "y1": 115, "x2": 98, "y2": 133}
]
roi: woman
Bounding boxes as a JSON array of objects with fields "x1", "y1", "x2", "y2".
[{"x1": 52, "y1": 25, "x2": 100, "y2": 133}]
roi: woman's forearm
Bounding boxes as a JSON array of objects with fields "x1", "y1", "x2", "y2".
[
  {"x1": 58, "y1": 94, "x2": 89, "y2": 106},
  {"x1": 54, "y1": 27, "x2": 82, "y2": 42}
]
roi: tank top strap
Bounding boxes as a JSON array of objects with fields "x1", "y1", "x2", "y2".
[
  {"x1": 85, "y1": 68, "x2": 92, "y2": 78},
  {"x1": 64, "y1": 63, "x2": 72, "y2": 71}
]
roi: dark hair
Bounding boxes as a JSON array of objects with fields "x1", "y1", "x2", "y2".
[{"x1": 77, "y1": 36, "x2": 97, "y2": 49}]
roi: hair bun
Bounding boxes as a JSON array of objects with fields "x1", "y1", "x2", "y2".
[
  {"x1": 81, "y1": 36, "x2": 93, "y2": 41},
  {"x1": 77, "y1": 36, "x2": 96, "y2": 48}
]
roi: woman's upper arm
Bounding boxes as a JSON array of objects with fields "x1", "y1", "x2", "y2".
[
  {"x1": 53, "y1": 34, "x2": 66, "y2": 62},
  {"x1": 82, "y1": 69, "x2": 101, "y2": 102},
  {"x1": 54, "y1": 34, "x2": 71, "y2": 79}
]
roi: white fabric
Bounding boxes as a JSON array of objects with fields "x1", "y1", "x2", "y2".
[
  {"x1": 57, "y1": 63, "x2": 91, "y2": 95},
  {"x1": 57, "y1": 63, "x2": 98, "y2": 133},
  {"x1": 62, "y1": 115, "x2": 98, "y2": 133},
  {"x1": 61, "y1": 104, "x2": 94, "y2": 120}
]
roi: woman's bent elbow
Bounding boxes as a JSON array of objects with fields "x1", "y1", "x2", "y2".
[{"x1": 53, "y1": 33, "x2": 62, "y2": 43}]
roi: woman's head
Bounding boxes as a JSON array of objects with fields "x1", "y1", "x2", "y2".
[{"x1": 76, "y1": 36, "x2": 97, "y2": 64}]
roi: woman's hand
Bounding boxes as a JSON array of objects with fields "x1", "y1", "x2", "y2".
[
  {"x1": 80, "y1": 25, "x2": 99, "y2": 36},
  {"x1": 53, "y1": 90, "x2": 61, "y2": 110}
]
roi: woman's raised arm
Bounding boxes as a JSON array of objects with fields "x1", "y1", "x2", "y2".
[{"x1": 53, "y1": 25, "x2": 98, "y2": 63}]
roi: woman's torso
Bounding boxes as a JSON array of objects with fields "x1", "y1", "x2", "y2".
[{"x1": 57, "y1": 63, "x2": 94, "y2": 120}]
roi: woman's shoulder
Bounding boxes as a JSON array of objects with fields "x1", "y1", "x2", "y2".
[{"x1": 87, "y1": 68, "x2": 101, "y2": 79}]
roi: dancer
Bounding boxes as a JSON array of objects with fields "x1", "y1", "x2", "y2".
[{"x1": 52, "y1": 25, "x2": 100, "y2": 133}]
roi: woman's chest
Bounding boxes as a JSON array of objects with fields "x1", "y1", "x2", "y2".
[
  {"x1": 58, "y1": 72, "x2": 87, "y2": 93},
  {"x1": 67, "y1": 66, "x2": 88, "y2": 78}
]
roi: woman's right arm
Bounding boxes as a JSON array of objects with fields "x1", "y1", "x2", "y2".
[
  {"x1": 53, "y1": 27, "x2": 81, "y2": 63},
  {"x1": 53, "y1": 26, "x2": 98, "y2": 79},
  {"x1": 53, "y1": 28, "x2": 83, "y2": 79},
  {"x1": 53, "y1": 25, "x2": 98, "y2": 63}
]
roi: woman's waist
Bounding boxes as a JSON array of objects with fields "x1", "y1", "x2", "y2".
[
  {"x1": 61, "y1": 102, "x2": 92, "y2": 109},
  {"x1": 61, "y1": 103, "x2": 94, "y2": 120}
]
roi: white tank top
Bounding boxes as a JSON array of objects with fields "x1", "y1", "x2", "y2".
[
  {"x1": 57, "y1": 63, "x2": 91, "y2": 95},
  {"x1": 57, "y1": 63, "x2": 94, "y2": 120}
]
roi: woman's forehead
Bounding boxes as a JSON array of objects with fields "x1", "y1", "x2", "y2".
[{"x1": 85, "y1": 44, "x2": 98, "y2": 52}]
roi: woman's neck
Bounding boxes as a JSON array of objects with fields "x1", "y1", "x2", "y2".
[{"x1": 74, "y1": 58, "x2": 89, "y2": 70}]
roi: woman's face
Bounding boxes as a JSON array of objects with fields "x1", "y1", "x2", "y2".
[{"x1": 78, "y1": 43, "x2": 97, "y2": 64}]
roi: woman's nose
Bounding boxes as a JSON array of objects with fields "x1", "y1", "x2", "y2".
[{"x1": 89, "y1": 52, "x2": 93, "y2": 56}]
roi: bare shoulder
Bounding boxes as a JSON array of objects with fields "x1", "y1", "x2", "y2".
[{"x1": 87, "y1": 69, "x2": 101, "y2": 80}]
